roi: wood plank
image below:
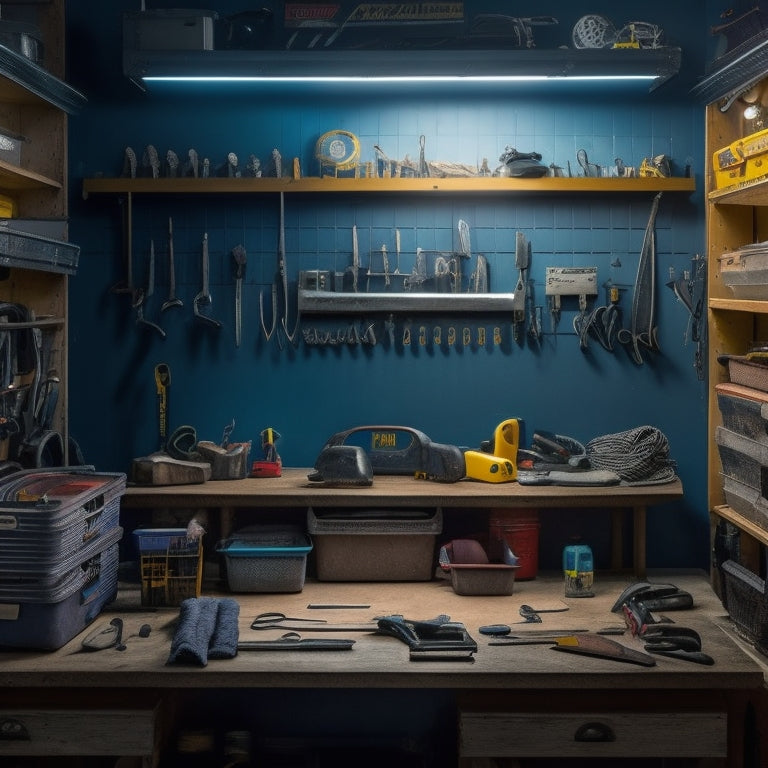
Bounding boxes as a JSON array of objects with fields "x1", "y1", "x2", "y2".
[
  {"x1": 82, "y1": 175, "x2": 695, "y2": 197},
  {"x1": 0, "y1": 573, "x2": 761, "y2": 692},
  {"x1": 121, "y1": 467, "x2": 683, "y2": 510}
]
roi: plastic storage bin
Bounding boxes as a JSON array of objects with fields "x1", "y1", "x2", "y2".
[
  {"x1": 218, "y1": 526, "x2": 312, "y2": 593},
  {"x1": 716, "y1": 382, "x2": 768, "y2": 443},
  {"x1": 307, "y1": 507, "x2": 442, "y2": 581},
  {"x1": 0, "y1": 539, "x2": 120, "y2": 650},
  {"x1": 133, "y1": 528, "x2": 204, "y2": 607}
]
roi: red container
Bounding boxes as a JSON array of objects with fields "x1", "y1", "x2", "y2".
[{"x1": 489, "y1": 509, "x2": 540, "y2": 580}]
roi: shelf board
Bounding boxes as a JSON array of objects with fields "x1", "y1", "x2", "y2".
[
  {"x1": 709, "y1": 177, "x2": 768, "y2": 206},
  {"x1": 83, "y1": 175, "x2": 695, "y2": 197},
  {"x1": 714, "y1": 504, "x2": 768, "y2": 547},
  {"x1": 710, "y1": 297, "x2": 768, "y2": 313},
  {"x1": 0, "y1": 158, "x2": 60, "y2": 191}
]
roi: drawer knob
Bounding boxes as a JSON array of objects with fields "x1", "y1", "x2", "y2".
[
  {"x1": 0, "y1": 718, "x2": 30, "y2": 741},
  {"x1": 574, "y1": 722, "x2": 615, "y2": 743}
]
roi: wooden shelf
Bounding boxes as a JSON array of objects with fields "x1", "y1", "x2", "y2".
[
  {"x1": 714, "y1": 504, "x2": 768, "y2": 548},
  {"x1": 710, "y1": 177, "x2": 768, "y2": 206},
  {"x1": 82, "y1": 175, "x2": 695, "y2": 198},
  {"x1": 710, "y1": 297, "x2": 768, "y2": 313},
  {"x1": 0, "y1": 157, "x2": 60, "y2": 191}
]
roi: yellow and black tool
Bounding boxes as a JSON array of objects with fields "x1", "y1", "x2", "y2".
[
  {"x1": 464, "y1": 418, "x2": 521, "y2": 483},
  {"x1": 154, "y1": 363, "x2": 170, "y2": 452}
]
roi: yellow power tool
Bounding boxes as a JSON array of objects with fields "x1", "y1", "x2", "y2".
[{"x1": 464, "y1": 418, "x2": 521, "y2": 483}]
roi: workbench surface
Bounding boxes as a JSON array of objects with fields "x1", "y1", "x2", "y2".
[
  {"x1": 121, "y1": 468, "x2": 684, "y2": 509},
  {"x1": 0, "y1": 572, "x2": 761, "y2": 692}
]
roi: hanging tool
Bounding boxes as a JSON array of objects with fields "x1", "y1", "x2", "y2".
[
  {"x1": 545, "y1": 266, "x2": 598, "y2": 339},
  {"x1": 581, "y1": 281, "x2": 624, "y2": 351},
  {"x1": 161, "y1": 217, "x2": 182, "y2": 313},
  {"x1": 232, "y1": 244, "x2": 247, "y2": 347},
  {"x1": 394, "y1": 229, "x2": 401, "y2": 275},
  {"x1": 418, "y1": 134, "x2": 429, "y2": 177},
  {"x1": 154, "y1": 363, "x2": 170, "y2": 452},
  {"x1": 259, "y1": 192, "x2": 299, "y2": 347},
  {"x1": 134, "y1": 240, "x2": 166, "y2": 338},
  {"x1": 194, "y1": 233, "x2": 222, "y2": 328},
  {"x1": 576, "y1": 148, "x2": 600, "y2": 177},
  {"x1": 667, "y1": 254, "x2": 707, "y2": 380},
  {"x1": 345, "y1": 224, "x2": 360, "y2": 292},
  {"x1": 617, "y1": 192, "x2": 662, "y2": 364},
  {"x1": 511, "y1": 232, "x2": 529, "y2": 341}
]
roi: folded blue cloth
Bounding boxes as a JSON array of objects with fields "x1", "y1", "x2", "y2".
[
  {"x1": 167, "y1": 597, "x2": 239, "y2": 666},
  {"x1": 209, "y1": 598, "x2": 240, "y2": 659}
]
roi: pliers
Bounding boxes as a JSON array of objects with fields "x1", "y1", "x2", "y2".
[{"x1": 641, "y1": 625, "x2": 714, "y2": 665}]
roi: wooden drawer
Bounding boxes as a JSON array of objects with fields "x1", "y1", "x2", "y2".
[
  {"x1": 0, "y1": 708, "x2": 157, "y2": 756},
  {"x1": 459, "y1": 711, "x2": 728, "y2": 758}
]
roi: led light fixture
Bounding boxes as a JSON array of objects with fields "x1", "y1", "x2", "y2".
[{"x1": 125, "y1": 48, "x2": 681, "y2": 91}]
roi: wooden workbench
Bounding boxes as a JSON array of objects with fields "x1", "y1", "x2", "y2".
[
  {"x1": 0, "y1": 572, "x2": 764, "y2": 766},
  {"x1": 121, "y1": 468, "x2": 685, "y2": 578}
]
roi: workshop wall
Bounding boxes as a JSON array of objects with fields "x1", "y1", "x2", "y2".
[{"x1": 66, "y1": 1, "x2": 712, "y2": 569}]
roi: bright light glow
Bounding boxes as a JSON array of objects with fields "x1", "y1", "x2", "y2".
[{"x1": 144, "y1": 74, "x2": 657, "y2": 83}]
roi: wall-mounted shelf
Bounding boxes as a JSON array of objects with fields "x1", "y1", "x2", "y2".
[{"x1": 83, "y1": 175, "x2": 695, "y2": 198}]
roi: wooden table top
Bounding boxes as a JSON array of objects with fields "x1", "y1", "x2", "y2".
[
  {"x1": 0, "y1": 571, "x2": 761, "y2": 692},
  {"x1": 121, "y1": 468, "x2": 684, "y2": 510}
]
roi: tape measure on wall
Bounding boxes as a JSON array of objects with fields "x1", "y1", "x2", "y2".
[{"x1": 315, "y1": 130, "x2": 360, "y2": 177}]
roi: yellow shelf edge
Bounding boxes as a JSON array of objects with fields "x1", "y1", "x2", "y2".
[{"x1": 82, "y1": 175, "x2": 696, "y2": 197}]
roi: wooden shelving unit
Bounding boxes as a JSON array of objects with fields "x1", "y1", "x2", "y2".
[{"x1": 83, "y1": 174, "x2": 695, "y2": 198}]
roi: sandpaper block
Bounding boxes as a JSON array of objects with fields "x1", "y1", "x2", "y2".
[
  {"x1": 131, "y1": 452, "x2": 211, "y2": 486},
  {"x1": 196, "y1": 440, "x2": 251, "y2": 480}
]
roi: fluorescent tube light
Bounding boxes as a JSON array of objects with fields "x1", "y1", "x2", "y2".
[{"x1": 144, "y1": 74, "x2": 657, "y2": 83}]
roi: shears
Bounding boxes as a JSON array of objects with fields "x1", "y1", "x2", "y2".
[{"x1": 250, "y1": 612, "x2": 379, "y2": 632}]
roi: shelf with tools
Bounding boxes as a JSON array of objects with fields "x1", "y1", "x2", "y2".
[
  {"x1": 0, "y1": 0, "x2": 84, "y2": 470},
  {"x1": 706, "y1": 68, "x2": 768, "y2": 693},
  {"x1": 82, "y1": 175, "x2": 695, "y2": 197}
]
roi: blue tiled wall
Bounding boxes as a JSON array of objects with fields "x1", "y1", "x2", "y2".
[{"x1": 67, "y1": 1, "x2": 712, "y2": 568}]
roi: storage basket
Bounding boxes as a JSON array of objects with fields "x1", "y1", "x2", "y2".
[
  {"x1": 134, "y1": 528, "x2": 204, "y2": 607},
  {"x1": 217, "y1": 526, "x2": 312, "y2": 593},
  {"x1": 715, "y1": 425, "x2": 768, "y2": 493},
  {"x1": 716, "y1": 382, "x2": 768, "y2": 443},
  {"x1": 0, "y1": 470, "x2": 126, "y2": 572},
  {"x1": 307, "y1": 507, "x2": 442, "y2": 582},
  {"x1": 719, "y1": 559, "x2": 768, "y2": 654},
  {"x1": 0, "y1": 540, "x2": 120, "y2": 650},
  {"x1": 723, "y1": 356, "x2": 768, "y2": 393}
]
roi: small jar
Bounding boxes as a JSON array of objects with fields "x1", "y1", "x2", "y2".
[{"x1": 563, "y1": 543, "x2": 594, "y2": 598}]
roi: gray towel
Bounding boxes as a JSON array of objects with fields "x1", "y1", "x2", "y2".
[
  {"x1": 168, "y1": 597, "x2": 239, "y2": 666},
  {"x1": 209, "y1": 598, "x2": 240, "y2": 659}
]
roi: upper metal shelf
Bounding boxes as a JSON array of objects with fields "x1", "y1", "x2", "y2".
[
  {"x1": 691, "y1": 30, "x2": 768, "y2": 105},
  {"x1": 0, "y1": 43, "x2": 86, "y2": 114}
]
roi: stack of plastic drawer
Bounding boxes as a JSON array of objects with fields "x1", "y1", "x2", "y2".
[
  {"x1": 0, "y1": 468, "x2": 126, "y2": 650},
  {"x1": 716, "y1": 381, "x2": 768, "y2": 528}
]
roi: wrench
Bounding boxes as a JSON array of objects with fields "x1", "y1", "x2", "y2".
[
  {"x1": 161, "y1": 217, "x2": 183, "y2": 312},
  {"x1": 134, "y1": 241, "x2": 166, "y2": 338},
  {"x1": 232, "y1": 244, "x2": 246, "y2": 347},
  {"x1": 194, "y1": 233, "x2": 222, "y2": 328}
]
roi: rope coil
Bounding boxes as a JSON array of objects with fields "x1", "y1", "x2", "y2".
[{"x1": 585, "y1": 425, "x2": 677, "y2": 485}]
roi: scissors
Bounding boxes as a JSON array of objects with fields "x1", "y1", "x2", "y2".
[{"x1": 250, "y1": 612, "x2": 379, "y2": 632}]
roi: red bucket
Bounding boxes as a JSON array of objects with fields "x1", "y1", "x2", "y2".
[{"x1": 489, "y1": 509, "x2": 540, "y2": 580}]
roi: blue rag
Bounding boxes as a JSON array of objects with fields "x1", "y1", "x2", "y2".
[{"x1": 167, "y1": 597, "x2": 239, "y2": 666}]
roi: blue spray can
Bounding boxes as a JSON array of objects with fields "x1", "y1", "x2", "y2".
[{"x1": 563, "y1": 543, "x2": 594, "y2": 597}]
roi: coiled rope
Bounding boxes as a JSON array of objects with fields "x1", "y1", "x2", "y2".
[{"x1": 585, "y1": 425, "x2": 677, "y2": 485}]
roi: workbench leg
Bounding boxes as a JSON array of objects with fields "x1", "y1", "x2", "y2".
[
  {"x1": 633, "y1": 505, "x2": 647, "y2": 579},
  {"x1": 220, "y1": 507, "x2": 235, "y2": 540},
  {"x1": 610, "y1": 509, "x2": 623, "y2": 571}
]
